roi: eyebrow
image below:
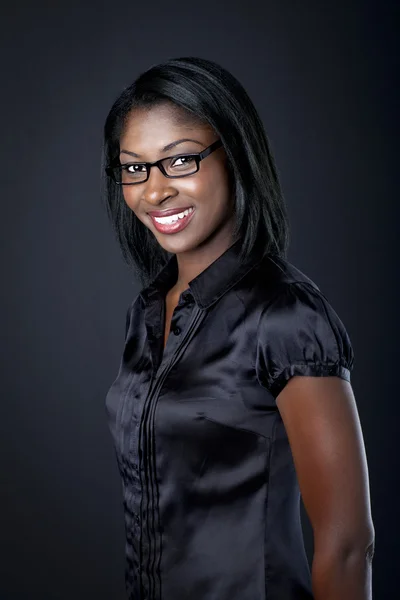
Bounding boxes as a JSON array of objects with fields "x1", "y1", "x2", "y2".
[{"x1": 120, "y1": 138, "x2": 204, "y2": 158}]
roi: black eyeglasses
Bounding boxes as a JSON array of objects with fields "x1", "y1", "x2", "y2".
[{"x1": 106, "y1": 139, "x2": 223, "y2": 185}]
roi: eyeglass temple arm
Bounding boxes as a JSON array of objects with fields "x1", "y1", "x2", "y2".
[{"x1": 199, "y1": 139, "x2": 222, "y2": 160}]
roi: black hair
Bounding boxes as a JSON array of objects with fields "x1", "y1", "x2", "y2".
[{"x1": 102, "y1": 56, "x2": 290, "y2": 288}]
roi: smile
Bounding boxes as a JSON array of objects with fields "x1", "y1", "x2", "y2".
[
  {"x1": 149, "y1": 207, "x2": 195, "y2": 234},
  {"x1": 153, "y1": 207, "x2": 194, "y2": 224}
]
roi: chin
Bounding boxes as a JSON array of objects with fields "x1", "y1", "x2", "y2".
[{"x1": 154, "y1": 231, "x2": 206, "y2": 256}]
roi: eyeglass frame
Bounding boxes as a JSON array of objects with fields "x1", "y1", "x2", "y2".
[{"x1": 106, "y1": 139, "x2": 223, "y2": 185}]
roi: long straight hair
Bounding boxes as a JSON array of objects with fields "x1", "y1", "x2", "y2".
[{"x1": 102, "y1": 56, "x2": 290, "y2": 288}]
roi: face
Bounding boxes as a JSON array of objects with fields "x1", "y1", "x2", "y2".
[{"x1": 118, "y1": 103, "x2": 236, "y2": 256}]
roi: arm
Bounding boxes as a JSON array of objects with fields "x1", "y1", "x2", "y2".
[{"x1": 276, "y1": 376, "x2": 375, "y2": 600}]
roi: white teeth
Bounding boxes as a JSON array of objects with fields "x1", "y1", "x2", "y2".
[{"x1": 153, "y1": 207, "x2": 194, "y2": 224}]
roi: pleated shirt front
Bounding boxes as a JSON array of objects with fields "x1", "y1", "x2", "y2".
[{"x1": 105, "y1": 238, "x2": 354, "y2": 600}]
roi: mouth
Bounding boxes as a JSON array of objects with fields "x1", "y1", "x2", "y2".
[{"x1": 148, "y1": 206, "x2": 195, "y2": 235}]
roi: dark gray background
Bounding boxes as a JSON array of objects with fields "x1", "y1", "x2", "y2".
[{"x1": 1, "y1": 1, "x2": 397, "y2": 598}]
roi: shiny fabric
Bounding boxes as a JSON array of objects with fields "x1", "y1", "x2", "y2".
[{"x1": 105, "y1": 237, "x2": 354, "y2": 600}]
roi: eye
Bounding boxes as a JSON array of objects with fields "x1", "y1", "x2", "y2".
[
  {"x1": 123, "y1": 163, "x2": 147, "y2": 174},
  {"x1": 170, "y1": 155, "x2": 196, "y2": 169}
]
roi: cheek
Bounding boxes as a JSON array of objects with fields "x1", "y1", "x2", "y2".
[
  {"x1": 178, "y1": 177, "x2": 205, "y2": 197},
  {"x1": 183, "y1": 164, "x2": 230, "y2": 202}
]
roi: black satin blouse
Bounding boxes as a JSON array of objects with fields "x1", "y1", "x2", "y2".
[{"x1": 105, "y1": 238, "x2": 354, "y2": 600}]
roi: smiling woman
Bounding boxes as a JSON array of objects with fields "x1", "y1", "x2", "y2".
[
  {"x1": 102, "y1": 57, "x2": 374, "y2": 600},
  {"x1": 116, "y1": 103, "x2": 235, "y2": 261},
  {"x1": 102, "y1": 57, "x2": 288, "y2": 291}
]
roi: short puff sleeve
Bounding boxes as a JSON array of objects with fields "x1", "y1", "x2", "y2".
[{"x1": 256, "y1": 282, "x2": 354, "y2": 399}]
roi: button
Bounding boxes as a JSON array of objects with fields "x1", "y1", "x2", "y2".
[{"x1": 173, "y1": 326, "x2": 181, "y2": 336}]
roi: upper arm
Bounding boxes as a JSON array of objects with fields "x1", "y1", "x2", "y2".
[
  {"x1": 276, "y1": 376, "x2": 374, "y2": 554},
  {"x1": 256, "y1": 280, "x2": 374, "y2": 552}
]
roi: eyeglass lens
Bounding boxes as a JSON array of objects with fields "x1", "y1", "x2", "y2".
[{"x1": 115, "y1": 154, "x2": 198, "y2": 184}]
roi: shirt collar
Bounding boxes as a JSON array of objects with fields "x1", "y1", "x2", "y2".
[{"x1": 139, "y1": 236, "x2": 268, "y2": 310}]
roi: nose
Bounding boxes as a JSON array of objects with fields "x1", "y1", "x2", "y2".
[{"x1": 140, "y1": 164, "x2": 177, "y2": 205}]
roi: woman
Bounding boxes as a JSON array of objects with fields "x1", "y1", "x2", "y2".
[{"x1": 103, "y1": 57, "x2": 374, "y2": 600}]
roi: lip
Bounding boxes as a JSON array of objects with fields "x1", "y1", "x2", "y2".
[
  {"x1": 147, "y1": 205, "x2": 194, "y2": 217},
  {"x1": 149, "y1": 206, "x2": 195, "y2": 235}
]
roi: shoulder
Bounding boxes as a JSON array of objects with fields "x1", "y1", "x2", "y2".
[
  {"x1": 253, "y1": 255, "x2": 355, "y2": 398},
  {"x1": 254, "y1": 253, "x2": 345, "y2": 321},
  {"x1": 253, "y1": 252, "x2": 322, "y2": 294}
]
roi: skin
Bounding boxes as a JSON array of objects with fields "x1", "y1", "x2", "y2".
[
  {"x1": 277, "y1": 376, "x2": 375, "y2": 599},
  {"x1": 119, "y1": 102, "x2": 374, "y2": 598}
]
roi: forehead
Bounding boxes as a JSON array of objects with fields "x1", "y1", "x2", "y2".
[{"x1": 120, "y1": 104, "x2": 212, "y2": 150}]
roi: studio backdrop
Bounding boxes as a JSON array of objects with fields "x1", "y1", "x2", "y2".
[{"x1": 0, "y1": 1, "x2": 396, "y2": 599}]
